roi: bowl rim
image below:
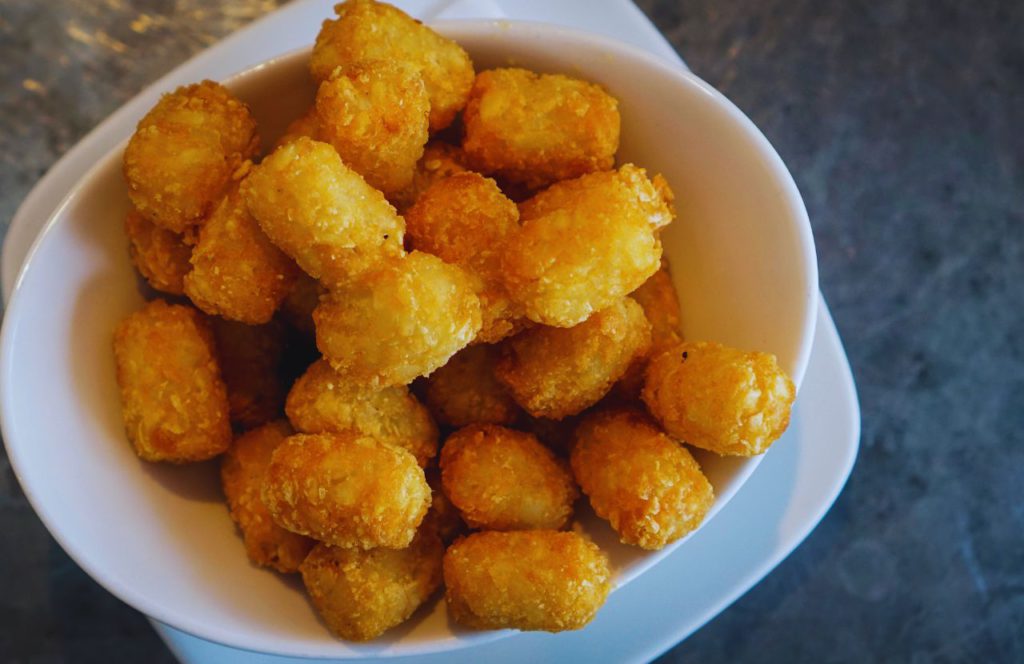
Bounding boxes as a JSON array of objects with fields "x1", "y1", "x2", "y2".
[{"x1": 0, "y1": 18, "x2": 818, "y2": 659}]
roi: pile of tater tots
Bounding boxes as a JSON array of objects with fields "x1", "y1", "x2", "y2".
[{"x1": 112, "y1": 0, "x2": 796, "y2": 642}]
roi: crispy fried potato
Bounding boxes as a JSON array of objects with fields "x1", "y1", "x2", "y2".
[
  {"x1": 423, "y1": 344, "x2": 521, "y2": 428},
  {"x1": 389, "y1": 141, "x2": 468, "y2": 213},
  {"x1": 113, "y1": 299, "x2": 231, "y2": 462},
  {"x1": 300, "y1": 530, "x2": 443, "y2": 641},
  {"x1": 313, "y1": 251, "x2": 481, "y2": 388},
  {"x1": 310, "y1": 0, "x2": 474, "y2": 131},
  {"x1": 285, "y1": 359, "x2": 438, "y2": 466},
  {"x1": 422, "y1": 468, "x2": 465, "y2": 544},
  {"x1": 443, "y1": 530, "x2": 611, "y2": 632},
  {"x1": 211, "y1": 318, "x2": 285, "y2": 429},
  {"x1": 220, "y1": 420, "x2": 314, "y2": 572},
  {"x1": 615, "y1": 264, "x2": 684, "y2": 397},
  {"x1": 495, "y1": 297, "x2": 651, "y2": 420},
  {"x1": 262, "y1": 432, "x2": 431, "y2": 549},
  {"x1": 124, "y1": 81, "x2": 258, "y2": 233},
  {"x1": 503, "y1": 165, "x2": 674, "y2": 327},
  {"x1": 274, "y1": 107, "x2": 319, "y2": 148},
  {"x1": 462, "y1": 68, "x2": 619, "y2": 189},
  {"x1": 241, "y1": 137, "x2": 405, "y2": 285},
  {"x1": 124, "y1": 207, "x2": 192, "y2": 295},
  {"x1": 571, "y1": 409, "x2": 713, "y2": 549},
  {"x1": 315, "y1": 60, "x2": 429, "y2": 195},
  {"x1": 184, "y1": 181, "x2": 299, "y2": 324},
  {"x1": 440, "y1": 424, "x2": 577, "y2": 531},
  {"x1": 406, "y1": 172, "x2": 523, "y2": 343},
  {"x1": 642, "y1": 341, "x2": 795, "y2": 456}
]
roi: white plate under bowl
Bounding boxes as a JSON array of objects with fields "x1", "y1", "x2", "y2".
[{"x1": 0, "y1": 20, "x2": 816, "y2": 659}]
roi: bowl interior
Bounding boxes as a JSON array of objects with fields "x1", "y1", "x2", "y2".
[{"x1": 1, "y1": 20, "x2": 816, "y2": 659}]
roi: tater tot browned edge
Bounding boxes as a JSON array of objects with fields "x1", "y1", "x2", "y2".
[
  {"x1": 313, "y1": 251, "x2": 481, "y2": 388},
  {"x1": 642, "y1": 341, "x2": 796, "y2": 456},
  {"x1": 443, "y1": 530, "x2": 611, "y2": 632},
  {"x1": 423, "y1": 344, "x2": 521, "y2": 428},
  {"x1": 462, "y1": 68, "x2": 619, "y2": 190},
  {"x1": 614, "y1": 263, "x2": 685, "y2": 398},
  {"x1": 123, "y1": 81, "x2": 258, "y2": 233},
  {"x1": 300, "y1": 529, "x2": 444, "y2": 641},
  {"x1": 211, "y1": 317, "x2": 286, "y2": 430},
  {"x1": 571, "y1": 409, "x2": 714, "y2": 550},
  {"x1": 405, "y1": 172, "x2": 524, "y2": 343},
  {"x1": 389, "y1": 141, "x2": 468, "y2": 213},
  {"x1": 440, "y1": 424, "x2": 578, "y2": 531},
  {"x1": 285, "y1": 358, "x2": 438, "y2": 467},
  {"x1": 262, "y1": 432, "x2": 431, "y2": 549},
  {"x1": 113, "y1": 299, "x2": 231, "y2": 463},
  {"x1": 220, "y1": 420, "x2": 315, "y2": 572},
  {"x1": 124, "y1": 208, "x2": 192, "y2": 295},
  {"x1": 495, "y1": 297, "x2": 652, "y2": 420},
  {"x1": 310, "y1": 0, "x2": 474, "y2": 131},
  {"x1": 503, "y1": 165, "x2": 673, "y2": 327},
  {"x1": 315, "y1": 59, "x2": 429, "y2": 195}
]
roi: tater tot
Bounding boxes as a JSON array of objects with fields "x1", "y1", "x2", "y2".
[
  {"x1": 124, "y1": 207, "x2": 192, "y2": 295},
  {"x1": 212, "y1": 318, "x2": 285, "y2": 429},
  {"x1": 642, "y1": 341, "x2": 796, "y2": 456},
  {"x1": 495, "y1": 297, "x2": 651, "y2": 420},
  {"x1": 570, "y1": 409, "x2": 713, "y2": 550},
  {"x1": 285, "y1": 359, "x2": 438, "y2": 466},
  {"x1": 241, "y1": 137, "x2": 405, "y2": 285},
  {"x1": 405, "y1": 172, "x2": 523, "y2": 343},
  {"x1": 503, "y1": 165, "x2": 674, "y2": 327},
  {"x1": 262, "y1": 432, "x2": 430, "y2": 549},
  {"x1": 389, "y1": 141, "x2": 467, "y2": 213},
  {"x1": 423, "y1": 344, "x2": 521, "y2": 428},
  {"x1": 440, "y1": 424, "x2": 577, "y2": 531},
  {"x1": 313, "y1": 251, "x2": 481, "y2": 387},
  {"x1": 274, "y1": 107, "x2": 319, "y2": 148},
  {"x1": 184, "y1": 181, "x2": 300, "y2": 324},
  {"x1": 423, "y1": 468, "x2": 465, "y2": 544},
  {"x1": 123, "y1": 81, "x2": 258, "y2": 233},
  {"x1": 300, "y1": 530, "x2": 443, "y2": 641},
  {"x1": 220, "y1": 420, "x2": 314, "y2": 572},
  {"x1": 310, "y1": 0, "x2": 474, "y2": 131},
  {"x1": 113, "y1": 299, "x2": 231, "y2": 462},
  {"x1": 462, "y1": 68, "x2": 619, "y2": 190},
  {"x1": 443, "y1": 530, "x2": 611, "y2": 632},
  {"x1": 615, "y1": 264, "x2": 685, "y2": 397},
  {"x1": 315, "y1": 60, "x2": 429, "y2": 195}
]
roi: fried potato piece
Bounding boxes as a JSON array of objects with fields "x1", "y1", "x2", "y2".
[
  {"x1": 212, "y1": 318, "x2": 285, "y2": 429},
  {"x1": 615, "y1": 264, "x2": 685, "y2": 397},
  {"x1": 113, "y1": 299, "x2": 231, "y2": 462},
  {"x1": 124, "y1": 207, "x2": 192, "y2": 295},
  {"x1": 423, "y1": 344, "x2": 521, "y2": 428},
  {"x1": 406, "y1": 172, "x2": 523, "y2": 343},
  {"x1": 495, "y1": 297, "x2": 651, "y2": 420},
  {"x1": 263, "y1": 432, "x2": 431, "y2": 549},
  {"x1": 285, "y1": 359, "x2": 438, "y2": 466},
  {"x1": 422, "y1": 468, "x2": 465, "y2": 544},
  {"x1": 642, "y1": 341, "x2": 795, "y2": 456},
  {"x1": 503, "y1": 165, "x2": 674, "y2": 327},
  {"x1": 274, "y1": 107, "x2": 319, "y2": 148},
  {"x1": 300, "y1": 530, "x2": 443, "y2": 642},
  {"x1": 440, "y1": 424, "x2": 577, "y2": 531},
  {"x1": 241, "y1": 137, "x2": 405, "y2": 286},
  {"x1": 184, "y1": 181, "x2": 299, "y2": 324},
  {"x1": 315, "y1": 60, "x2": 429, "y2": 195},
  {"x1": 571, "y1": 409, "x2": 713, "y2": 550},
  {"x1": 443, "y1": 530, "x2": 611, "y2": 632},
  {"x1": 279, "y1": 271, "x2": 325, "y2": 336},
  {"x1": 124, "y1": 81, "x2": 258, "y2": 233},
  {"x1": 313, "y1": 251, "x2": 481, "y2": 388},
  {"x1": 462, "y1": 68, "x2": 619, "y2": 190},
  {"x1": 220, "y1": 420, "x2": 314, "y2": 572},
  {"x1": 389, "y1": 141, "x2": 468, "y2": 213},
  {"x1": 310, "y1": 0, "x2": 474, "y2": 131}
]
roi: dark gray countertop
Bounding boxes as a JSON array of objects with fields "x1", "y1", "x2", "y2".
[{"x1": 2, "y1": 1, "x2": 1021, "y2": 662}]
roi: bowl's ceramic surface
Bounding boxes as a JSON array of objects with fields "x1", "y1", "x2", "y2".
[{"x1": 0, "y1": 20, "x2": 816, "y2": 659}]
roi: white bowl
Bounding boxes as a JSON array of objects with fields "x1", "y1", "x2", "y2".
[{"x1": 0, "y1": 20, "x2": 816, "y2": 659}]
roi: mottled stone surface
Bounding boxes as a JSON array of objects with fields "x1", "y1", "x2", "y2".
[{"x1": 1, "y1": 0, "x2": 1022, "y2": 662}]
